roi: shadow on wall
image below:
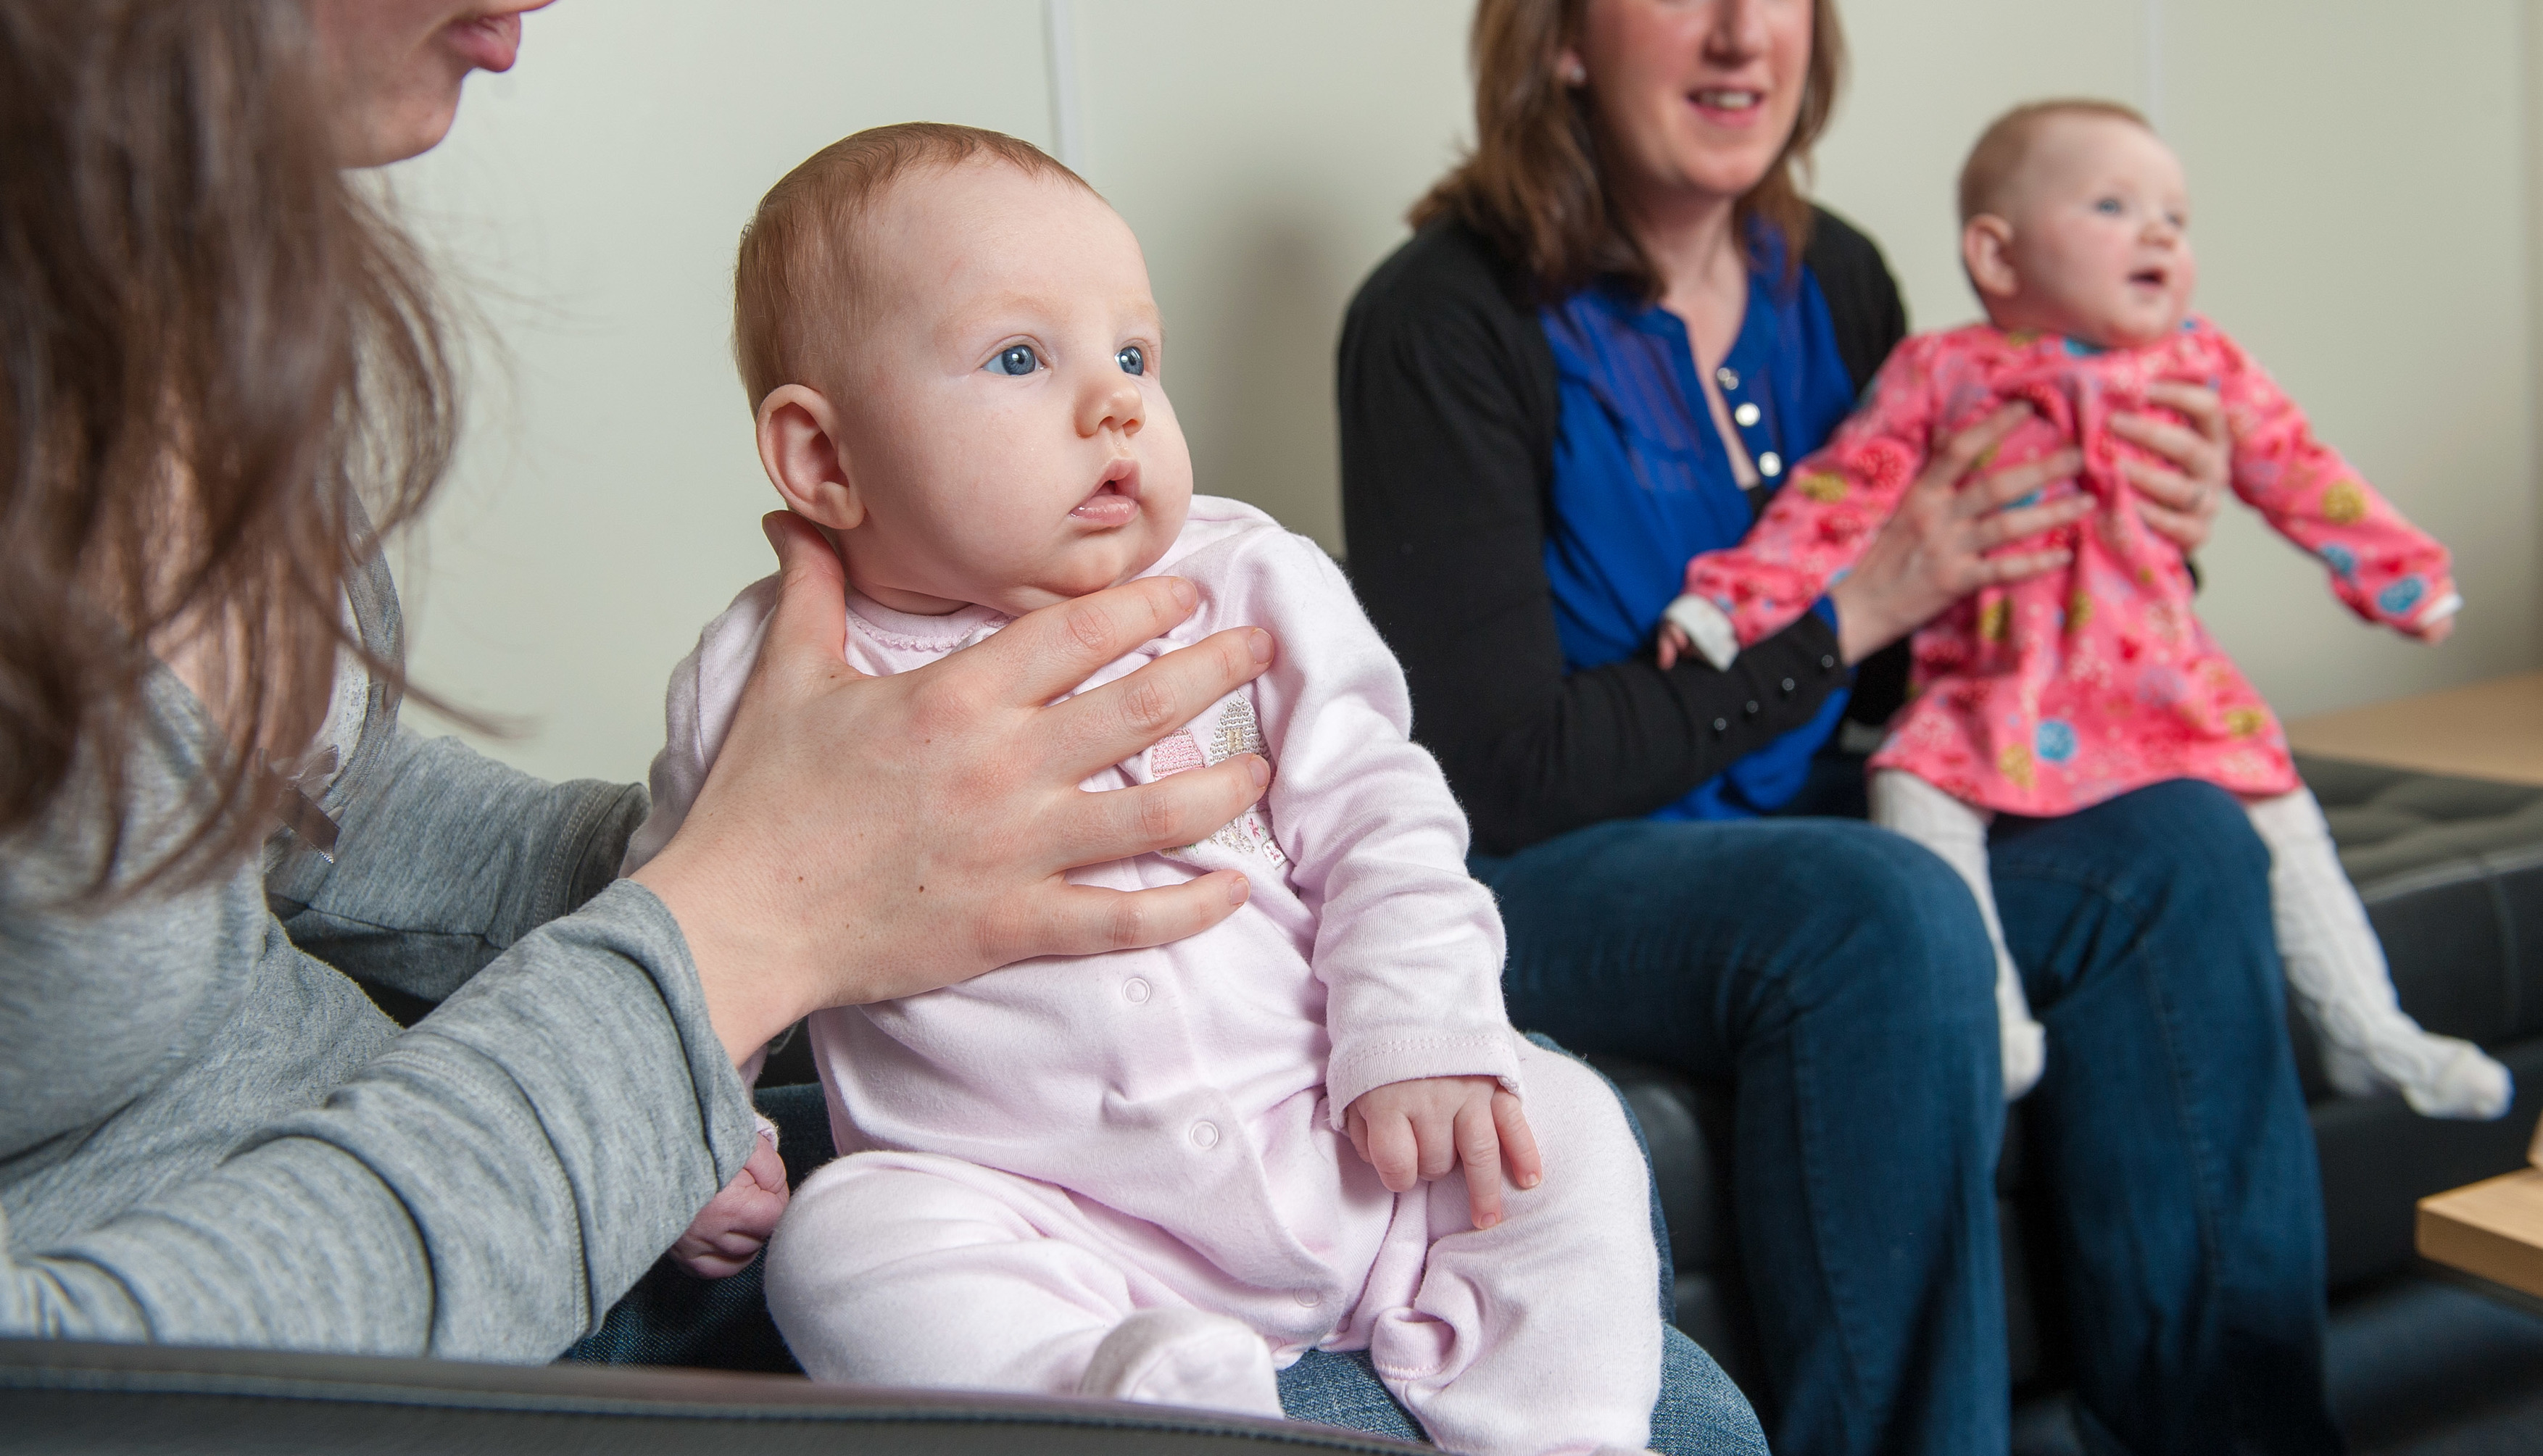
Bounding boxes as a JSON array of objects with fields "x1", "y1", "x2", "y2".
[{"x1": 1175, "y1": 201, "x2": 1357, "y2": 552}]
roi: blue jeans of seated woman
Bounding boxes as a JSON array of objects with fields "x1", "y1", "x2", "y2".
[{"x1": 1473, "y1": 778, "x2": 2338, "y2": 1456}]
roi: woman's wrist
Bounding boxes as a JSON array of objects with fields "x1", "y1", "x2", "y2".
[
  {"x1": 1826, "y1": 575, "x2": 1908, "y2": 667},
  {"x1": 634, "y1": 846, "x2": 812, "y2": 1068}
]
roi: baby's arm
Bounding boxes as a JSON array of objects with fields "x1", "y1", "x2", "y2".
[
  {"x1": 628, "y1": 580, "x2": 797, "y2": 1276},
  {"x1": 1204, "y1": 529, "x2": 1524, "y2": 1226},
  {"x1": 1667, "y1": 347, "x2": 1940, "y2": 669},
  {"x1": 2215, "y1": 344, "x2": 2459, "y2": 639}
]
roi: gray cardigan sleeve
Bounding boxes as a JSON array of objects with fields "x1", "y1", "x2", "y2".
[
  {"x1": 1, "y1": 880, "x2": 756, "y2": 1358},
  {"x1": 265, "y1": 730, "x2": 650, "y2": 1004}
]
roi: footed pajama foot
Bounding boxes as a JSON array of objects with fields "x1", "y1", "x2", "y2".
[
  {"x1": 2323, "y1": 1031, "x2": 2511, "y2": 1120},
  {"x1": 1076, "y1": 1308, "x2": 1282, "y2": 1417}
]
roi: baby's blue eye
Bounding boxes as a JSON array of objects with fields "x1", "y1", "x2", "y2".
[
  {"x1": 1116, "y1": 345, "x2": 1145, "y2": 377},
  {"x1": 2094, "y1": 197, "x2": 2124, "y2": 215},
  {"x1": 988, "y1": 344, "x2": 1040, "y2": 377}
]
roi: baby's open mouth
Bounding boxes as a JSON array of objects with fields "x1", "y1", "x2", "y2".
[
  {"x1": 2129, "y1": 267, "x2": 2167, "y2": 288},
  {"x1": 1071, "y1": 459, "x2": 1142, "y2": 526}
]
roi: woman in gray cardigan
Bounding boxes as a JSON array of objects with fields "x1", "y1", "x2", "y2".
[{"x1": 0, "y1": 0, "x2": 1274, "y2": 1360}]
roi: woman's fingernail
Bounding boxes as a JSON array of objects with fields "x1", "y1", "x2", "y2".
[
  {"x1": 1523, "y1": 1173, "x2": 1542, "y2": 1189},
  {"x1": 1226, "y1": 873, "x2": 1251, "y2": 906},
  {"x1": 1248, "y1": 754, "x2": 1271, "y2": 787},
  {"x1": 1166, "y1": 576, "x2": 1198, "y2": 610},
  {"x1": 1247, "y1": 628, "x2": 1274, "y2": 664}
]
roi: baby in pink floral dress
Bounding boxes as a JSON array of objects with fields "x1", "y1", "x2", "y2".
[{"x1": 1662, "y1": 100, "x2": 2507, "y2": 1120}]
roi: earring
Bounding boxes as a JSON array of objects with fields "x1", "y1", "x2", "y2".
[{"x1": 1562, "y1": 59, "x2": 1588, "y2": 86}]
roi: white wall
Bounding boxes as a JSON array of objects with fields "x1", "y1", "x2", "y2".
[{"x1": 394, "y1": 1, "x2": 2543, "y2": 783}]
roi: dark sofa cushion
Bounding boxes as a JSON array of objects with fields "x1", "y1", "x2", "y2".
[{"x1": 2301, "y1": 754, "x2": 2543, "y2": 1049}]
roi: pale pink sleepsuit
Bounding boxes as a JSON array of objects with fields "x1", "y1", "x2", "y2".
[{"x1": 627, "y1": 497, "x2": 1662, "y2": 1454}]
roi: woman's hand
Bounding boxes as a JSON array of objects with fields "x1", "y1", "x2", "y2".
[
  {"x1": 636, "y1": 512, "x2": 1275, "y2": 1065},
  {"x1": 1825, "y1": 404, "x2": 2091, "y2": 665},
  {"x1": 2110, "y1": 380, "x2": 2231, "y2": 554}
]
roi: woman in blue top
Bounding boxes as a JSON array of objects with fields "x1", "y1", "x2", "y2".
[{"x1": 1339, "y1": 1, "x2": 2338, "y2": 1452}]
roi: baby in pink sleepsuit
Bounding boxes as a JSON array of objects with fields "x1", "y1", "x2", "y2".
[
  {"x1": 1662, "y1": 100, "x2": 2510, "y2": 1122},
  {"x1": 622, "y1": 124, "x2": 1662, "y2": 1455}
]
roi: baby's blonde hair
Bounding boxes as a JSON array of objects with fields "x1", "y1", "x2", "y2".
[
  {"x1": 1958, "y1": 99, "x2": 2154, "y2": 223},
  {"x1": 731, "y1": 122, "x2": 1097, "y2": 410}
]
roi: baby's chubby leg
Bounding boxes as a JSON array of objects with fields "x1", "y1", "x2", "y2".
[
  {"x1": 2247, "y1": 788, "x2": 2511, "y2": 1120},
  {"x1": 765, "y1": 1151, "x2": 1281, "y2": 1414},
  {"x1": 1355, "y1": 1044, "x2": 1662, "y2": 1456},
  {"x1": 1869, "y1": 769, "x2": 2046, "y2": 1099}
]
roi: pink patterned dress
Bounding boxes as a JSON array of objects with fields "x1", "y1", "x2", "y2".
[{"x1": 1682, "y1": 320, "x2": 2454, "y2": 815}]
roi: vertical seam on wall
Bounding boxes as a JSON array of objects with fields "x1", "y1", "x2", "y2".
[
  {"x1": 2143, "y1": 0, "x2": 2165, "y2": 132},
  {"x1": 1044, "y1": 0, "x2": 1086, "y2": 172}
]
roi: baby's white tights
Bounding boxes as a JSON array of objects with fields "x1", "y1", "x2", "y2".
[{"x1": 1870, "y1": 769, "x2": 2511, "y2": 1118}]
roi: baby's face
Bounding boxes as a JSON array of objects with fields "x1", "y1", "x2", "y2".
[
  {"x1": 826, "y1": 163, "x2": 1192, "y2": 616},
  {"x1": 1989, "y1": 115, "x2": 2196, "y2": 348}
]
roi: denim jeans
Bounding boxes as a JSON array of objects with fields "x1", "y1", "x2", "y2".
[
  {"x1": 1472, "y1": 778, "x2": 2338, "y2": 1456},
  {"x1": 571, "y1": 1071, "x2": 1769, "y2": 1455}
]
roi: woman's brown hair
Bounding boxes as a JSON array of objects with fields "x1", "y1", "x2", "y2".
[
  {"x1": 0, "y1": 1, "x2": 457, "y2": 897},
  {"x1": 1412, "y1": 0, "x2": 1848, "y2": 302}
]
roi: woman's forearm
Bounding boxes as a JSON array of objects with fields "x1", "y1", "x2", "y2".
[
  {"x1": 265, "y1": 730, "x2": 647, "y2": 1005},
  {"x1": 3, "y1": 881, "x2": 752, "y2": 1355}
]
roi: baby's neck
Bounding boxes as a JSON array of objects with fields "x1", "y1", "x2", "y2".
[
  {"x1": 1984, "y1": 299, "x2": 2105, "y2": 348},
  {"x1": 855, "y1": 578, "x2": 976, "y2": 617}
]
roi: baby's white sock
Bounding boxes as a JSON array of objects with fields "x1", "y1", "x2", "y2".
[
  {"x1": 1076, "y1": 1308, "x2": 1282, "y2": 1417},
  {"x1": 2247, "y1": 789, "x2": 2510, "y2": 1120},
  {"x1": 1870, "y1": 770, "x2": 2046, "y2": 1100}
]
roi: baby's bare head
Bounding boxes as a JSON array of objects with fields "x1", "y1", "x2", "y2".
[
  {"x1": 733, "y1": 122, "x2": 1098, "y2": 409},
  {"x1": 732, "y1": 125, "x2": 1192, "y2": 620},
  {"x1": 1957, "y1": 99, "x2": 2156, "y2": 225},
  {"x1": 1957, "y1": 100, "x2": 2194, "y2": 348}
]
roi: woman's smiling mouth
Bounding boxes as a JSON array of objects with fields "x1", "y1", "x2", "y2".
[{"x1": 1690, "y1": 88, "x2": 1765, "y2": 126}]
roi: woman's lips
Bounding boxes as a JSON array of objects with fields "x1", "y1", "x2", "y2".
[
  {"x1": 444, "y1": 13, "x2": 523, "y2": 73},
  {"x1": 1689, "y1": 87, "x2": 1766, "y2": 128}
]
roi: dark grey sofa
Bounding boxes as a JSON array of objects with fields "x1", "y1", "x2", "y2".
[
  {"x1": 1602, "y1": 755, "x2": 2543, "y2": 1453},
  {"x1": 15, "y1": 757, "x2": 2543, "y2": 1453}
]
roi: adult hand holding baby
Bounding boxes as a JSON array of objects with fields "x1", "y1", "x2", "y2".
[
  {"x1": 1821, "y1": 402, "x2": 2092, "y2": 666},
  {"x1": 2111, "y1": 378, "x2": 2231, "y2": 552},
  {"x1": 635, "y1": 511, "x2": 1274, "y2": 1067},
  {"x1": 1345, "y1": 1076, "x2": 1544, "y2": 1231}
]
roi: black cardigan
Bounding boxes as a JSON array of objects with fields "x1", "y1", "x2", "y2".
[{"x1": 1337, "y1": 211, "x2": 1909, "y2": 854}]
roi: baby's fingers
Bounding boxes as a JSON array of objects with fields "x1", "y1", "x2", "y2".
[
  {"x1": 1493, "y1": 1091, "x2": 1543, "y2": 1193},
  {"x1": 1363, "y1": 1109, "x2": 1419, "y2": 1193},
  {"x1": 1656, "y1": 623, "x2": 1688, "y2": 672},
  {"x1": 1455, "y1": 1099, "x2": 1506, "y2": 1229}
]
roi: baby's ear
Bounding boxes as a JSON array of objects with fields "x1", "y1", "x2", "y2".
[
  {"x1": 756, "y1": 384, "x2": 864, "y2": 531},
  {"x1": 1962, "y1": 215, "x2": 2021, "y2": 303}
]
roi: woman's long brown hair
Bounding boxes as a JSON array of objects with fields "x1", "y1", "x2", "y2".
[
  {"x1": 1413, "y1": 0, "x2": 1847, "y2": 302},
  {"x1": 0, "y1": 1, "x2": 457, "y2": 899}
]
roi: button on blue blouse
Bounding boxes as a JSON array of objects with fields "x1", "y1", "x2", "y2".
[{"x1": 1539, "y1": 228, "x2": 1864, "y2": 819}]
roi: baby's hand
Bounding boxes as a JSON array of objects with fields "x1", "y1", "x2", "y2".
[
  {"x1": 1656, "y1": 620, "x2": 1693, "y2": 671},
  {"x1": 1344, "y1": 1076, "x2": 1541, "y2": 1231},
  {"x1": 671, "y1": 1121, "x2": 789, "y2": 1278},
  {"x1": 2408, "y1": 591, "x2": 2463, "y2": 644}
]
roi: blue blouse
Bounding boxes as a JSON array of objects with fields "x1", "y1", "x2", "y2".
[{"x1": 1538, "y1": 233, "x2": 1864, "y2": 819}]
